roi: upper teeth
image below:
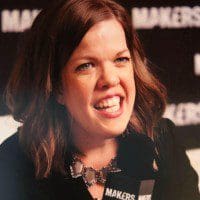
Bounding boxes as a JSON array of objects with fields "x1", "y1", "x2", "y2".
[{"x1": 95, "y1": 96, "x2": 120, "y2": 109}]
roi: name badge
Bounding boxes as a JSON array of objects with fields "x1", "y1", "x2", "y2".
[{"x1": 103, "y1": 173, "x2": 155, "y2": 200}]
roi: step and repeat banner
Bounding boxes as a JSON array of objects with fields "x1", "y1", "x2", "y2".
[
  {"x1": 0, "y1": 0, "x2": 200, "y2": 182},
  {"x1": 124, "y1": 0, "x2": 200, "y2": 151}
]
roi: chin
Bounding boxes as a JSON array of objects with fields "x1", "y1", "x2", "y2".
[{"x1": 99, "y1": 122, "x2": 128, "y2": 138}]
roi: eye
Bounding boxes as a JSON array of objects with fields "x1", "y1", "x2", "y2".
[
  {"x1": 75, "y1": 63, "x2": 94, "y2": 72},
  {"x1": 115, "y1": 57, "x2": 130, "y2": 63}
]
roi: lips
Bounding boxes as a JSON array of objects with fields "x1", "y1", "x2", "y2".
[{"x1": 94, "y1": 96, "x2": 122, "y2": 114}]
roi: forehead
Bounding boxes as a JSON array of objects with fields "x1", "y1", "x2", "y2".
[
  {"x1": 86, "y1": 19, "x2": 124, "y2": 39},
  {"x1": 70, "y1": 19, "x2": 128, "y2": 58}
]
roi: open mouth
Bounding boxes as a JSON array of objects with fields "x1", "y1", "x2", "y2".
[{"x1": 94, "y1": 96, "x2": 122, "y2": 113}]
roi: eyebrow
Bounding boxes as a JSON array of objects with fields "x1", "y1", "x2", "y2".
[
  {"x1": 115, "y1": 49, "x2": 130, "y2": 56},
  {"x1": 70, "y1": 49, "x2": 130, "y2": 63}
]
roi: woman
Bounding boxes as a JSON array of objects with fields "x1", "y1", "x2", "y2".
[{"x1": 0, "y1": 0, "x2": 199, "y2": 200}]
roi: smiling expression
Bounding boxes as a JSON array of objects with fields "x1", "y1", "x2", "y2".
[{"x1": 59, "y1": 19, "x2": 136, "y2": 141}]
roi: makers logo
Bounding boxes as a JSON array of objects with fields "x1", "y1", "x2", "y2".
[{"x1": 105, "y1": 188, "x2": 136, "y2": 200}]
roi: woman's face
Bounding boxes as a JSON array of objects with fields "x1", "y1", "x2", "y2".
[{"x1": 59, "y1": 19, "x2": 135, "y2": 140}]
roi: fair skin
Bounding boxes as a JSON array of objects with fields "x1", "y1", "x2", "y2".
[{"x1": 58, "y1": 19, "x2": 136, "y2": 199}]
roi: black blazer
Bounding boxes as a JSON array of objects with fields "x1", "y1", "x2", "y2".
[{"x1": 0, "y1": 118, "x2": 199, "y2": 200}]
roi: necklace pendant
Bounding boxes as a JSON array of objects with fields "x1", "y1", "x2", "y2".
[
  {"x1": 96, "y1": 170, "x2": 106, "y2": 185},
  {"x1": 70, "y1": 159, "x2": 83, "y2": 178},
  {"x1": 70, "y1": 156, "x2": 121, "y2": 188},
  {"x1": 83, "y1": 167, "x2": 97, "y2": 187}
]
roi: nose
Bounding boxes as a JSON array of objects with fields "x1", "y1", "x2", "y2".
[{"x1": 96, "y1": 62, "x2": 120, "y2": 89}]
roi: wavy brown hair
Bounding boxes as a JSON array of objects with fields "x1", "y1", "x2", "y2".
[{"x1": 5, "y1": 0, "x2": 166, "y2": 178}]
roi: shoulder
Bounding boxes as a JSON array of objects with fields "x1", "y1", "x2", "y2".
[
  {"x1": 0, "y1": 133, "x2": 33, "y2": 176},
  {"x1": 0, "y1": 133, "x2": 34, "y2": 181},
  {"x1": 118, "y1": 128, "x2": 155, "y2": 159},
  {"x1": 0, "y1": 133, "x2": 28, "y2": 163},
  {"x1": 0, "y1": 134, "x2": 19, "y2": 161},
  {"x1": 154, "y1": 118, "x2": 175, "y2": 136},
  {"x1": 0, "y1": 134, "x2": 36, "y2": 199},
  {"x1": 153, "y1": 118, "x2": 176, "y2": 161},
  {"x1": 152, "y1": 118, "x2": 180, "y2": 199},
  {"x1": 0, "y1": 134, "x2": 54, "y2": 200},
  {"x1": 122, "y1": 126, "x2": 155, "y2": 148},
  {"x1": 119, "y1": 118, "x2": 176, "y2": 161},
  {"x1": 117, "y1": 128, "x2": 156, "y2": 179},
  {"x1": 0, "y1": 133, "x2": 20, "y2": 156}
]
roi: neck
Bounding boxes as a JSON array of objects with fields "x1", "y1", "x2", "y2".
[{"x1": 72, "y1": 131, "x2": 119, "y2": 170}]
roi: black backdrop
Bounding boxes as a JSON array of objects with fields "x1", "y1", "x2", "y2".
[{"x1": 0, "y1": 0, "x2": 200, "y2": 151}]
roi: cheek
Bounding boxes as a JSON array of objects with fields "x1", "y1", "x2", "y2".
[
  {"x1": 127, "y1": 79, "x2": 136, "y2": 103},
  {"x1": 122, "y1": 66, "x2": 135, "y2": 92},
  {"x1": 123, "y1": 70, "x2": 136, "y2": 108},
  {"x1": 63, "y1": 77, "x2": 94, "y2": 109}
]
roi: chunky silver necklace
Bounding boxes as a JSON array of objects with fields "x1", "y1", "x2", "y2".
[{"x1": 70, "y1": 156, "x2": 121, "y2": 187}]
